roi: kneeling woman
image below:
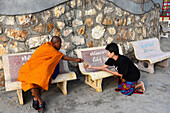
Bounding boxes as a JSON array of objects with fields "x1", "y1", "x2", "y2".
[{"x1": 84, "y1": 43, "x2": 145, "y2": 96}]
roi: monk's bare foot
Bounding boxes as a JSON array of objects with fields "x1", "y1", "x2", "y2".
[{"x1": 38, "y1": 102, "x2": 46, "y2": 112}]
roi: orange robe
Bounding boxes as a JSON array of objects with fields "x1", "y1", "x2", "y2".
[{"x1": 17, "y1": 41, "x2": 64, "y2": 92}]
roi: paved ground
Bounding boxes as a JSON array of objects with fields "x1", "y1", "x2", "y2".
[{"x1": 0, "y1": 37, "x2": 170, "y2": 113}]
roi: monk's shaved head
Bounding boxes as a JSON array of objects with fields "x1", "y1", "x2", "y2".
[
  {"x1": 51, "y1": 36, "x2": 61, "y2": 44},
  {"x1": 51, "y1": 36, "x2": 62, "y2": 50}
]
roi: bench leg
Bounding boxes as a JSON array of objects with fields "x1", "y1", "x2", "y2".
[
  {"x1": 57, "y1": 81, "x2": 67, "y2": 95},
  {"x1": 157, "y1": 59, "x2": 169, "y2": 68},
  {"x1": 17, "y1": 89, "x2": 24, "y2": 105},
  {"x1": 85, "y1": 75, "x2": 103, "y2": 92},
  {"x1": 138, "y1": 61, "x2": 154, "y2": 74}
]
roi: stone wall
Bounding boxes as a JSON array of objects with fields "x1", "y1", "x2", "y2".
[{"x1": 0, "y1": 0, "x2": 160, "y2": 89}]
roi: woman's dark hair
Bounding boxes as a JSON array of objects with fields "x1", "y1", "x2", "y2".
[{"x1": 105, "y1": 42, "x2": 119, "y2": 55}]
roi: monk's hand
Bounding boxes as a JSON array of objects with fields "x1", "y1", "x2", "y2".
[{"x1": 75, "y1": 58, "x2": 83, "y2": 63}]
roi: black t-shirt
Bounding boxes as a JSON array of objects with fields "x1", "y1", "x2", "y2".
[{"x1": 105, "y1": 55, "x2": 140, "y2": 82}]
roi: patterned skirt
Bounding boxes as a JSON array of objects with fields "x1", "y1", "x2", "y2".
[{"x1": 117, "y1": 77, "x2": 137, "y2": 96}]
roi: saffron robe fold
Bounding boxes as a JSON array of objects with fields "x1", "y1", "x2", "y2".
[{"x1": 17, "y1": 42, "x2": 64, "y2": 92}]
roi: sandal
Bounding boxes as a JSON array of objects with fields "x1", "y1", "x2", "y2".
[
  {"x1": 115, "y1": 88, "x2": 121, "y2": 92},
  {"x1": 133, "y1": 89, "x2": 143, "y2": 94},
  {"x1": 32, "y1": 98, "x2": 39, "y2": 110},
  {"x1": 38, "y1": 102, "x2": 46, "y2": 113}
]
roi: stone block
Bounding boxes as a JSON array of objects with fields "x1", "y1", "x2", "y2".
[
  {"x1": 72, "y1": 19, "x2": 83, "y2": 27},
  {"x1": 92, "y1": 25, "x2": 105, "y2": 39},
  {"x1": 4, "y1": 16, "x2": 15, "y2": 25},
  {"x1": 70, "y1": 0, "x2": 76, "y2": 8},
  {"x1": 56, "y1": 21, "x2": 65, "y2": 30},
  {"x1": 107, "y1": 27, "x2": 116, "y2": 35},
  {"x1": 62, "y1": 27, "x2": 73, "y2": 37},
  {"x1": 77, "y1": 26, "x2": 85, "y2": 35},
  {"x1": 103, "y1": 16, "x2": 113, "y2": 25},
  {"x1": 71, "y1": 35, "x2": 85, "y2": 45},
  {"x1": 115, "y1": 7, "x2": 122, "y2": 17},
  {"x1": 96, "y1": 13, "x2": 103, "y2": 24},
  {"x1": 85, "y1": 8, "x2": 96, "y2": 16},
  {"x1": 26, "y1": 35, "x2": 49, "y2": 49},
  {"x1": 0, "y1": 16, "x2": 5, "y2": 22},
  {"x1": 104, "y1": 7, "x2": 114, "y2": 14},
  {"x1": 9, "y1": 40, "x2": 19, "y2": 53},
  {"x1": 5, "y1": 29, "x2": 28, "y2": 41},
  {"x1": 53, "y1": 5, "x2": 65, "y2": 18},
  {"x1": 129, "y1": 28, "x2": 135, "y2": 40},
  {"x1": 0, "y1": 36, "x2": 9, "y2": 42},
  {"x1": 17, "y1": 14, "x2": 37, "y2": 27},
  {"x1": 41, "y1": 11, "x2": 51, "y2": 22},
  {"x1": 47, "y1": 22, "x2": 54, "y2": 32},
  {"x1": 32, "y1": 23, "x2": 45, "y2": 33},
  {"x1": 93, "y1": 1, "x2": 103, "y2": 10},
  {"x1": 85, "y1": 18, "x2": 93, "y2": 27},
  {"x1": 0, "y1": 44, "x2": 7, "y2": 56}
]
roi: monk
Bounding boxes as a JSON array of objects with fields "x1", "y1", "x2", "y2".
[{"x1": 17, "y1": 36, "x2": 83, "y2": 112}]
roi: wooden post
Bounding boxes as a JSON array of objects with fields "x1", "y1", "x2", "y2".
[
  {"x1": 138, "y1": 61, "x2": 154, "y2": 74},
  {"x1": 57, "y1": 81, "x2": 67, "y2": 95},
  {"x1": 17, "y1": 89, "x2": 24, "y2": 105},
  {"x1": 157, "y1": 59, "x2": 169, "y2": 68},
  {"x1": 85, "y1": 75, "x2": 102, "y2": 92}
]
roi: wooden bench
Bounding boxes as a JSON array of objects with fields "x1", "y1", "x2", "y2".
[
  {"x1": 75, "y1": 45, "x2": 123, "y2": 92},
  {"x1": 130, "y1": 38, "x2": 170, "y2": 73},
  {"x1": 2, "y1": 50, "x2": 76, "y2": 105}
]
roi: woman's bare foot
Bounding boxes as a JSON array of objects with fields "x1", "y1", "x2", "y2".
[
  {"x1": 140, "y1": 81, "x2": 145, "y2": 92},
  {"x1": 135, "y1": 81, "x2": 145, "y2": 92}
]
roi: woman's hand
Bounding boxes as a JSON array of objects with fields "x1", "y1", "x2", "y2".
[
  {"x1": 102, "y1": 67, "x2": 109, "y2": 71},
  {"x1": 84, "y1": 64, "x2": 92, "y2": 69}
]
